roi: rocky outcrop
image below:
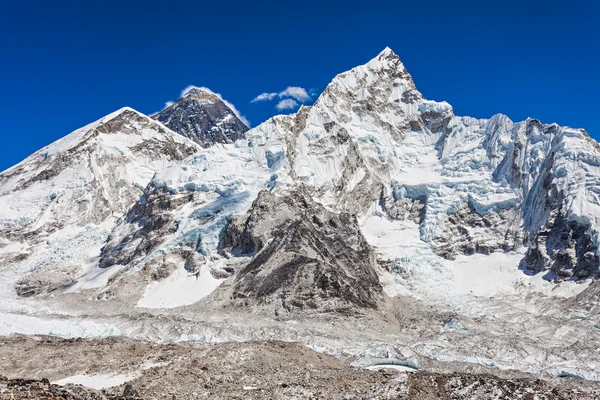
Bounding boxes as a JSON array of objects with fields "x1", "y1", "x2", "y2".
[
  {"x1": 219, "y1": 189, "x2": 382, "y2": 313},
  {"x1": 153, "y1": 87, "x2": 248, "y2": 147},
  {"x1": 522, "y1": 210, "x2": 599, "y2": 279},
  {"x1": 380, "y1": 190, "x2": 426, "y2": 225},
  {"x1": 435, "y1": 200, "x2": 522, "y2": 260},
  {"x1": 15, "y1": 266, "x2": 80, "y2": 297},
  {"x1": 98, "y1": 184, "x2": 209, "y2": 288},
  {"x1": 518, "y1": 136, "x2": 600, "y2": 279},
  {"x1": 99, "y1": 186, "x2": 193, "y2": 269}
]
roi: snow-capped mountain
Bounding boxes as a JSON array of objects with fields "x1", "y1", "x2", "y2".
[
  {"x1": 97, "y1": 48, "x2": 599, "y2": 305},
  {"x1": 0, "y1": 108, "x2": 199, "y2": 296},
  {"x1": 152, "y1": 86, "x2": 249, "y2": 147},
  {"x1": 1, "y1": 47, "x2": 599, "y2": 382}
]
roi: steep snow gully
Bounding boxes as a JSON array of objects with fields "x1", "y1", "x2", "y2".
[{"x1": 0, "y1": 48, "x2": 599, "y2": 382}]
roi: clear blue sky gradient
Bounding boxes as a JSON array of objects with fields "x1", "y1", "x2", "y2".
[{"x1": 1, "y1": 0, "x2": 598, "y2": 171}]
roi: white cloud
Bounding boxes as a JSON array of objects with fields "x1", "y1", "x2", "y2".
[
  {"x1": 250, "y1": 86, "x2": 315, "y2": 108},
  {"x1": 179, "y1": 85, "x2": 250, "y2": 127},
  {"x1": 164, "y1": 101, "x2": 174, "y2": 108},
  {"x1": 251, "y1": 92, "x2": 278, "y2": 102},
  {"x1": 278, "y1": 86, "x2": 310, "y2": 102},
  {"x1": 275, "y1": 99, "x2": 299, "y2": 111}
]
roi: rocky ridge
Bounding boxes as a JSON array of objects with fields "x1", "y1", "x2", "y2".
[{"x1": 0, "y1": 108, "x2": 200, "y2": 297}]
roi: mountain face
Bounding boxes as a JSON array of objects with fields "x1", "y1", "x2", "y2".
[
  {"x1": 96, "y1": 47, "x2": 600, "y2": 302},
  {"x1": 1, "y1": 48, "x2": 600, "y2": 383},
  {"x1": 152, "y1": 87, "x2": 249, "y2": 147},
  {"x1": 0, "y1": 108, "x2": 199, "y2": 296},
  {"x1": 221, "y1": 189, "x2": 382, "y2": 314}
]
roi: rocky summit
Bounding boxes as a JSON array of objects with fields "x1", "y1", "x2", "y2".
[
  {"x1": 0, "y1": 48, "x2": 599, "y2": 398},
  {"x1": 152, "y1": 86, "x2": 249, "y2": 147}
]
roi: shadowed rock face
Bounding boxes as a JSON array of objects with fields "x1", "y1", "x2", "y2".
[
  {"x1": 99, "y1": 186, "x2": 192, "y2": 269},
  {"x1": 219, "y1": 190, "x2": 382, "y2": 313},
  {"x1": 435, "y1": 200, "x2": 523, "y2": 260},
  {"x1": 519, "y1": 148, "x2": 600, "y2": 280},
  {"x1": 523, "y1": 211, "x2": 599, "y2": 280},
  {"x1": 153, "y1": 87, "x2": 248, "y2": 147}
]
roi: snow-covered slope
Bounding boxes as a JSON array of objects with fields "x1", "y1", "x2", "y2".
[
  {"x1": 0, "y1": 108, "x2": 199, "y2": 296},
  {"x1": 152, "y1": 87, "x2": 249, "y2": 147},
  {"x1": 4, "y1": 47, "x2": 597, "y2": 306}
]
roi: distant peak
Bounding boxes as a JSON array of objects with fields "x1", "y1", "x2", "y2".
[
  {"x1": 378, "y1": 46, "x2": 396, "y2": 57},
  {"x1": 101, "y1": 107, "x2": 146, "y2": 121},
  {"x1": 362, "y1": 47, "x2": 403, "y2": 70},
  {"x1": 93, "y1": 107, "x2": 158, "y2": 132},
  {"x1": 181, "y1": 86, "x2": 219, "y2": 99}
]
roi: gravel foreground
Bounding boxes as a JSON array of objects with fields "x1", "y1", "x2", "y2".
[{"x1": 1, "y1": 336, "x2": 599, "y2": 399}]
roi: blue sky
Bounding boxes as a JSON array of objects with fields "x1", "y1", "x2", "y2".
[{"x1": 1, "y1": 0, "x2": 598, "y2": 171}]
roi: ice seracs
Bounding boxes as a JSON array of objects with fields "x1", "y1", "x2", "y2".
[{"x1": 97, "y1": 115, "x2": 294, "y2": 298}]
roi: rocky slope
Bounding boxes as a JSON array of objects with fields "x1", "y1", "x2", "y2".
[
  {"x1": 221, "y1": 189, "x2": 382, "y2": 313},
  {"x1": 2, "y1": 336, "x2": 599, "y2": 400},
  {"x1": 152, "y1": 87, "x2": 249, "y2": 147}
]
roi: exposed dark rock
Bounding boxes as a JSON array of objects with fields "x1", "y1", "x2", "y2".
[
  {"x1": 99, "y1": 187, "x2": 194, "y2": 269},
  {"x1": 520, "y1": 146, "x2": 600, "y2": 279},
  {"x1": 420, "y1": 109, "x2": 453, "y2": 134},
  {"x1": 380, "y1": 189, "x2": 426, "y2": 225},
  {"x1": 435, "y1": 200, "x2": 522, "y2": 260},
  {"x1": 522, "y1": 211, "x2": 600, "y2": 279},
  {"x1": 153, "y1": 87, "x2": 248, "y2": 147},
  {"x1": 219, "y1": 189, "x2": 382, "y2": 313}
]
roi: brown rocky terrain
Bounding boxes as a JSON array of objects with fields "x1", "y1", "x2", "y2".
[{"x1": 1, "y1": 336, "x2": 599, "y2": 399}]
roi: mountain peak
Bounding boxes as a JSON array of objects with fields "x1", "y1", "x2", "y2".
[
  {"x1": 101, "y1": 106, "x2": 149, "y2": 122},
  {"x1": 366, "y1": 46, "x2": 405, "y2": 72},
  {"x1": 153, "y1": 87, "x2": 248, "y2": 147},
  {"x1": 318, "y1": 46, "x2": 423, "y2": 108},
  {"x1": 179, "y1": 86, "x2": 221, "y2": 104},
  {"x1": 97, "y1": 106, "x2": 139, "y2": 121},
  {"x1": 378, "y1": 46, "x2": 396, "y2": 57}
]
